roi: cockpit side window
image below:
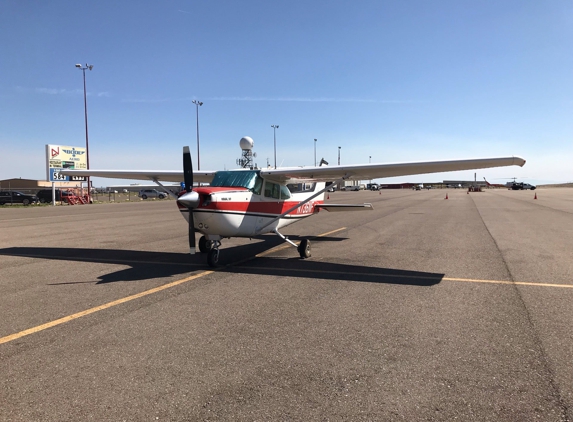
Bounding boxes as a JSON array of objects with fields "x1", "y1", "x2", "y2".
[
  {"x1": 287, "y1": 182, "x2": 316, "y2": 193},
  {"x1": 264, "y1": 181, "x2": 280, "y2": 199}
]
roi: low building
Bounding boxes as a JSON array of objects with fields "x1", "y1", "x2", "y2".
[{"x1": 0, "y1": 178, "x2": 79, "y2": 193}]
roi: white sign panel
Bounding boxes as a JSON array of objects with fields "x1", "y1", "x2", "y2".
[{"x1": 46, "y1": 145, "x2": 87, "y2": 182}]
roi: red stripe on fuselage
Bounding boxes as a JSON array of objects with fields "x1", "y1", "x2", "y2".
[{"x1": 176, "y1": 187, "x2": 322, "y2": 216}]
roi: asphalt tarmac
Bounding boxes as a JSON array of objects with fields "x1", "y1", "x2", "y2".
[{"x1": 1, "y1": 188, "x2": 572, "y2": 421}]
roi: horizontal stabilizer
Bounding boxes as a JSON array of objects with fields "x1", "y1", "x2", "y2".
[{"x1": 316, "y1": 203, "x2": 373, "y2": 212}]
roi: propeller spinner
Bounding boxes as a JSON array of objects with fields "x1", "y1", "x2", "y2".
[{"x1": 177, "y1": 146, "x2": 200, "y2": 254}]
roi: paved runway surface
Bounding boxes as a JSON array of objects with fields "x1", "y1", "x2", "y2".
[{"x1": 1, "y1": 188, "x2": 572, "y2": 421}]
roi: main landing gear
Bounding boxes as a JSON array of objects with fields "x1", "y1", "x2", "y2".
[
  {"x1": 198, "y1": 234, "x2": 311, "y2": 268},
  {"x1": 297, "y1": 238, "x2": 311, "y2": 258},
  {"x1": 273, "y1": 229, "x2": 312, "y2": 259}
]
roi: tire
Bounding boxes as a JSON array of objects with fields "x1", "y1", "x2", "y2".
[
  {"x1": 22, "y1": 199, "x2": 30, "y2": 206},
  {"x1": 158, "y1": 194, "x2": 165, "y2": 199},
  {"x1": 207, "y1": 249, "x2": 220, "y2": 267},
  {"x1": 298, "y1": 239, "x2": 311, "y2": 259},
  {"x1": 142, "y1": 194, "x2": 148, "y2": 200},
  {"x1": 39, "y1": 198, "x2": 47, "y2": 203},
  {"x1": 199, "y1": 236, "x2": 213, "y2": 253}
]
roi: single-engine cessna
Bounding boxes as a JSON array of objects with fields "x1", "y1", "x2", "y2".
[{"x1": 62, "y1": 143, "x2": 525, "y2": 267}]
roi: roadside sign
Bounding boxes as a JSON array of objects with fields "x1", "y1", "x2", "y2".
[{"x1": 46, "y1": 145, "x2": 87, "y2": 182}]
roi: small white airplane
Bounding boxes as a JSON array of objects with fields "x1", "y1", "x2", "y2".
[
  {"x1": 483, "y1": 177, "x2": 509, "y2": 188},
  {"x1": 62, "y1": 146, "x2": 525, "y2": 267}
]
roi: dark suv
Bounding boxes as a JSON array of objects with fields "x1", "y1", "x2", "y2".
[
  {"x1": 36, "y1": 189, "x2": 74, "y2": 203},
  {"x1": 0, "y1": 190, "x2": 39, "y2": 205}
]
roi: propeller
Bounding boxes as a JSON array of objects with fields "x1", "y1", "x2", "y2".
[{"x1": 177, "y1": 146, "x2": 200, "y2": 254}]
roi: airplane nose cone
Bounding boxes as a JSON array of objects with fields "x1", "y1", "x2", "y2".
[{"x1": 177, "y1": 191, "x2": 200, "y2": 209}]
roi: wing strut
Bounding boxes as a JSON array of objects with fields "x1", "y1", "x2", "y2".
[{"x1": 152, "y1": 178, "x2": 180, "y2": 199}]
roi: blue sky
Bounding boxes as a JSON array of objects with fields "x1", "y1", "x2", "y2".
[{"x1": 1, "y1": 0, "x2": 572, "y2": 186}]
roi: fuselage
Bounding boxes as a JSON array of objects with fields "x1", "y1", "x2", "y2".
[{"x1": 177, "y1": 170, "x2": 325, "y2": 239}]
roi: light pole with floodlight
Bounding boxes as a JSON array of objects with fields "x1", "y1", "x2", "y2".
[
  {"x1": 271, "y1": 125, "x2": 279, "y2": 168},
  {"x1": 338, "y1": 146, "x2": 341, "y2": 165},
  {"x1": 75, "y1": 63, "x2": 93, "y2": 198},
  {"x1": 192, "y1": 100, "x2": 203, "y2": 170}
]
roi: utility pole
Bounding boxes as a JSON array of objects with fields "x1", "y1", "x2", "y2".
[
  {"x1": 192, "y1": 100, "x2": 203, "y2": 170},
  {"x1": 271, "y1": 124, "x2": 279, "y2": 168}
]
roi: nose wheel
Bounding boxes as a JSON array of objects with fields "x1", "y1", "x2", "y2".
[{"x1": 206, "y1": 240, "x2": 222, "y2": 267}]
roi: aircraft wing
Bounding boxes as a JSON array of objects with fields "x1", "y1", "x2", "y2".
[
  {"x1": 260, "y1": 156, "x2": 526, "y2": 184},
  {"x1": 60, "y1": 169, "x2": 216, "y2": 184}
]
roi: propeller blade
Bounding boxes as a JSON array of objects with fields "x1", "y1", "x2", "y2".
[
  {"x1": 182, "y1": 146, "x2": 196, "y2": 254},
  {"x1": 183, "y1": 146, "x2": 194, "y2": 192}
]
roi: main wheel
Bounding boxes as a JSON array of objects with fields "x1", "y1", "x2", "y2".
[
  {"x1": 207, "y1": 249, "x2": 220, "y2": 267},
  {"x1": 298, "y1": 239, "x2": 311, "y2": 259},
  {"x1": 199, "y1": 236, "x2": 213, "y2": 253}
]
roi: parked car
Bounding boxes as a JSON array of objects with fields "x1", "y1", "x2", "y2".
[
  {"x1": 138, "y1": 189, "x2": 167, "y2": 199},
  {"x1": 36, "y1": 189, "x2": 74, "y2": 203},
  {"x1": 0, "y1": 190, "x2": 39, "y2": 205}
]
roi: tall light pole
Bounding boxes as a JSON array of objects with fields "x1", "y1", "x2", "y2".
[
  {"x1": 192, "y1": 100, "x2": 203, "y2": 170},
  {"x1": 75, "y1": 63, "x2": 93, "y2": 197},
  {"x1": 314, "y1": 139, "x2": 317, "y2": 166},
  {"x1": 338, "y1": 146, "x2": 341, "y2": 165},
  {"x1": 271, "y1": 124, "x2": 279, "y2": 168}
]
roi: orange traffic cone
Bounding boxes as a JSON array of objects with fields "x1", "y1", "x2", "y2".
[
  {"x1": 445, "y1": 193, "x2": 449, "y2": 200},
  {"x1": 534, "y1": 192, "x2": 537, "y2": 200}
]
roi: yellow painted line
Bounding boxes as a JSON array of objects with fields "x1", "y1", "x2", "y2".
[
  {"x1": 443, "y1": 277, "x2": 573, "y2": 288},
  {"x1": 236, "y1": 265, "x2": 573, "y2": 289},
  {"x1": 0, "y1": 270, "x2": 214, "y2": 345}
]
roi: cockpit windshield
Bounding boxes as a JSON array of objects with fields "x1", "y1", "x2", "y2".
[{"x1": 210, "y1": 170, "x2": 263, "y2": 194}]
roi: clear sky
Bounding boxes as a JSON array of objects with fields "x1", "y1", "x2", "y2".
[{"x1": 1, "y1": 0, "x2": 572, "y2": 187}]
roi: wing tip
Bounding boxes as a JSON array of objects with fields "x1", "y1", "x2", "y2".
[{"x1": 514, "y1": 156, "x2": 526, "y2": 167}]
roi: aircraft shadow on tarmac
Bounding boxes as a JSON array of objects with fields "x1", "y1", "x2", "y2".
[{"x1": 0, "y1": 237, "x2": 443, "y2": 287}]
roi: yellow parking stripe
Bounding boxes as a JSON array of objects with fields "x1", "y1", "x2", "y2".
[
  {"x1": 443, "y1": 277, "x2": 573, "y2": 288},
  {"x1": 0, "y1": 271, "x2": 213, "y2": 345}
]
